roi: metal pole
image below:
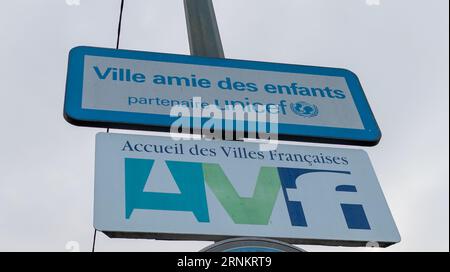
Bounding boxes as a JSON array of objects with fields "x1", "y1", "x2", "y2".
[{"x1": 184, "y1": 0, "x2": 225, "y2": 58}]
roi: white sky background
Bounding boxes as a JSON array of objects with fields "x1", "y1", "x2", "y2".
[{"x1": 0, "y1": 0, "x2": 448, "y2": 252}]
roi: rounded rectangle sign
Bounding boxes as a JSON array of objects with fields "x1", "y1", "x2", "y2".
[
  {"x1": 65, "y1": 46, "x2": 381, "y2": 146},
  {"x1": 94, "y1": 133, "x2": 400, "y2": 247}
]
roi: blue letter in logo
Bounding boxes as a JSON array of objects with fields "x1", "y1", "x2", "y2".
[
  {"x1": 124, "y1": 158, "x2": 210, "y2": 222},
  {"x1": 336, "y1": 185, "x2": 370, "y2": 230},
  {"x1": 277, "y1": 168, "x2": 354, "y2": 228}
]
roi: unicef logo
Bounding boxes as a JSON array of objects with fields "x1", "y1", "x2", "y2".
[{"x1": 290, "y1": 101, "x2": 319, "y2": 118}]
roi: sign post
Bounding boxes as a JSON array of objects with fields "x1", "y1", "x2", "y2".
[{"x1": 184, "y1": 0, "x2": 225, "y2": 58}]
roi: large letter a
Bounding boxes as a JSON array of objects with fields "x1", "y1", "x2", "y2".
[{"x1": 124, "y1": 158, "x2": 210, "y2": 222}]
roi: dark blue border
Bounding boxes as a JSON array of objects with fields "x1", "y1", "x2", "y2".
[{"x1": 64, "y1": 46, "x2": 381, "y2": 146}]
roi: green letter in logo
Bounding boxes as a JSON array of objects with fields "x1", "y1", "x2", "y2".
[{"x1": 203, "y1": 164, "x2": 281, "y2": 225}]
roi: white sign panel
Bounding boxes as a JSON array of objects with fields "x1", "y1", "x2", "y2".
[{"x1": 94, "y1": 133, "x2": 400, "y2": 247}]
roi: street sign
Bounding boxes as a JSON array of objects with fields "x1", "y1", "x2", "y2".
[
  {"x1": 201, "y1": 238, "x2": 305, "y2": 252},
  {"x1": 65, "y1": 46, "x2": 381, "y2": 146},
  {"x1": 94, "y1": 133, "x2": 400, "y2": 247}
]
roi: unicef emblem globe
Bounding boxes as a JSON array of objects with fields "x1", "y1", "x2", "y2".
[{"x1": 290, "y1": 101, "x2": 319, "y2": 118}]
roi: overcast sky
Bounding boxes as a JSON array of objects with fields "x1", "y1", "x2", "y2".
[{"x1": 0, "y1": 0, "x2": 448, "y2": 252}]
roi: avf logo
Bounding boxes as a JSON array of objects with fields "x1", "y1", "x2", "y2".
[{"x1": 125, "y1": 159, "x2": 371, "y2": 230}]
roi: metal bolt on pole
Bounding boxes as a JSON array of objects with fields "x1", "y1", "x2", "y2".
[{"x1": 184, "y1": 0, "x2": 225, "y2": 58}]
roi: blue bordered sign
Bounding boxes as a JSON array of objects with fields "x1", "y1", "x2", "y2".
[{"x1": 64, "y1": 46, "x2": 381, "y2": 146}]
